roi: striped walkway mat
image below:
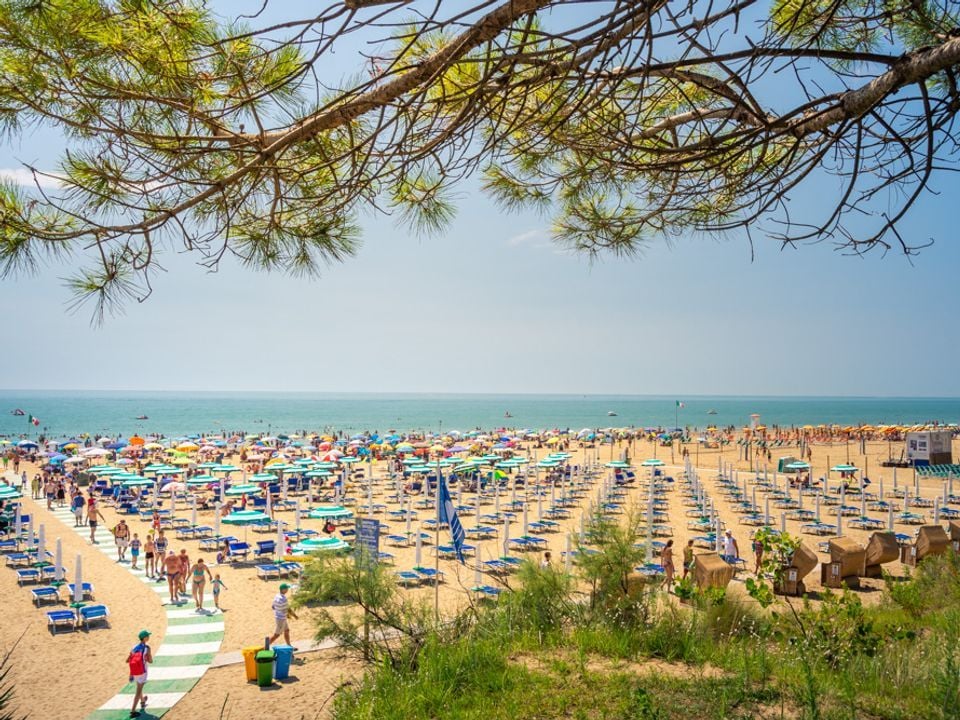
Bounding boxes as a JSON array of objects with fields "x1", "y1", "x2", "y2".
[{"x1": 48, "y1": 506, "x2": 224, "y2": 719}]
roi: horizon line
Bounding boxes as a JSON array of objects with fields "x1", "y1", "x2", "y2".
[{"x1": 1, "y1": 388, "x2": 959, "y2": 401}]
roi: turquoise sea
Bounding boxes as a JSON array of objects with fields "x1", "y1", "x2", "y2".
[{"x1": 0, "y1": 391, "x2": 958, "y2": 439}]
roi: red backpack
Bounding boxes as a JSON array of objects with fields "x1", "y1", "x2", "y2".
[{"x1": 127, "y1": 644, "x2": 147, "y2": 675}]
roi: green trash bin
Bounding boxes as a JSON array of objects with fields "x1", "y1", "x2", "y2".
[{"x1": 255, "y1": 649, "x2": 276, "y2": 687}]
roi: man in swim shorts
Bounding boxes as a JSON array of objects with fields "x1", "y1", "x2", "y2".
[{"x1": 163, "y1": 551, "x2": 182, "y2": 604}]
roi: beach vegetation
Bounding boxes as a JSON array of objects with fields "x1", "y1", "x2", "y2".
[
  {"x1": 0, "y1": 1, "x2": 959, "y2": 320},
  {"x1": 303, "y1": 526, "x2": 960, "y2": 720}
]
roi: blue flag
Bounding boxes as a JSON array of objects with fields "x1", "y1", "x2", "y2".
[{"x1": 437, "y1": 471, "x2": 466, "y2": 564}]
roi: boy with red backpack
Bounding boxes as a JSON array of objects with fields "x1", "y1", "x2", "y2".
[{"x1": 127, "y1": 629, "x2": 153, "y2": 718}]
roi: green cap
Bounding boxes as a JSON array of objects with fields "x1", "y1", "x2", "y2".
[
  {"x1": 138, "y1": 629, "x2": 151, "y2": 641},
  {"x1": 279, "y1": 583, "x2": 290, "y2": 591}
]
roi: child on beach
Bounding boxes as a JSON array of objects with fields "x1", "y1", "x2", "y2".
[
  {"x1": 127, "y1": 629, "x2": 153, "y2": 718},
  {"x1": 130, "y1": 533, "x2": 141, "y2": 570},
  {"x1": 211, "y1": 574, "x2": 226, "y2": 610}
]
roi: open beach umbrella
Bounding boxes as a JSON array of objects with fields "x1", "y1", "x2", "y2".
[
  {"x1": 0, "y1": 485, "x2": 20, "y2": 500},
  {"x1": 225, "y1": 483, "x2": 260, "y2": 496},
  {"x1": 308, "y1": 506, "x2": 353, "y2": 520}
]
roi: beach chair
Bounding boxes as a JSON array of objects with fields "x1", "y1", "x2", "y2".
[
  {"x1": 175, "y1": 526, "x2": 196, "y2": 540},
  {"x1": 227, "y1": 542, "x2": 251, "y2": 562},
  {"x1": 279, "y1": 561, "x2": 302, "y2": 576},
  {"x1": 256, "y1": 564, "x2": 281, "y2": 580},
  {"x1": 16, "y1": 568, "x2": 40, "y2": 585},
  {"x1": 413, "y1": 566, "x2": 445, "y2": 584},
  {"x1": 79, "y1": 604, "x2": 110, "y2": 629},
  {"x1": 435, "y1": 544, "x2": 476, "y2": 559},
  {"x1": 386, "y1": 534, "x2": 410, "y2": 547},
  {"x1": 377, "y1": 552, "x2": 395, "y2": 565},
  {"x1": 255, "y1": 540, "x2": 276, "y2": 559},
  {"x1": 68, "y1": 582, "x2": 95, "y2": 599},
  {"x1": 5, "y1": 552, "x2": 30, "y2": 567},
  {"x1": 31, "y1": 586, "x2": 61, "y2": 606},
  {"x1": 471, "y1": 584, "x2": 503, "y2": 599},
  {"x1": 200, "y1": 535, "x2": 235, "y2": 551},
  {"x1": 46, "y1": 609, "x2": 77, "y2": 634},
  {"x1": 194, "y1": 525, "x2": 214, "y2": 538},
  {"x1": 396, "y1": 570, "x2": 422, "y2": 587},
  {"x1": 0, "y1": 539, "x2": 18, "y2": 553}
]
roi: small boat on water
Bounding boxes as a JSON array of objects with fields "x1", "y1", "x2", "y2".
[
  {"x1": 10, "y1": 408, "x2": 25, "y2": 416},
  {"x1": 504, "y1": 411, "x2": 513, "y2": 418},
  {"x1": 707, "y1": 409, "x2": 718, "y2": 415},
  {"x1": 135, "y1": 415, "x2": 149, "y2": 420},
  {"x1": 607, "y1": 411, "x2": 617, "y2": 417}
]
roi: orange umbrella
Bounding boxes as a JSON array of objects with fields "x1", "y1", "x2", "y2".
[{"x1": 129, "y1": 436, "x2": 145, "y2": 446}]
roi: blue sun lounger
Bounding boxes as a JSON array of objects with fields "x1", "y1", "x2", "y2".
[
  {"x1": 67, "y1": 582, "x2": 95, "y2": 599},
  {"x1": 471, "y1": 585, "x2": 502, "y2": 599},
  {"x1": 396, "y1": 570, "x2": 422, "y2": 587},
  {"x1": 412, "y1": 566, "x2": 445, "y2": 584},
  {"x1": 79, "y1": 604, "x2": 110, "y2": 629},
  {"x1": 16, "y1": 568, "x2": 40, "y2": 585},
  {"x1": 279, "y1": 561, "x2": 302, "y2": 576},
  {"x1": 31, "y1": 586, "x2": 61, "y2": 606},
  {"x1": 227, "y1": 542, "x2": 251, "y2": 561},
  {"x1": 255, "y1": 540, "x2": 276, "y2": 559},
  {"x1": 47, "y1": 609, "x2": 77, "y2": 634},
  {"x1": 256, "y1": 564, "x2": 281, "y2": 580}
]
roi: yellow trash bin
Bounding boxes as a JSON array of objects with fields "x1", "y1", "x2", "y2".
[{"x1": 242, "y1": 646, "x2": 261, "y2": 682}]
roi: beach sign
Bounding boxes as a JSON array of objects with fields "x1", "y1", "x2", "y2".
[{"x1": 356, "y1": 517, "x2": 380, "y2": 567}]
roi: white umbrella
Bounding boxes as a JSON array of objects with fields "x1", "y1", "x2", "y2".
[
  {"x1": 780, "y1": 512, "x2": 786, "y2": 533},
  {"x1": 565, "y1": 533, "x2": 572, "y2": 572},
  {"x1": 888, "y1": 505, "x2": 894, "y2": 531},
  {"x1": 405, "y1": 498, "x2": 413, "y2": 536},
  {"x1": 14, "y1": 506, "x2": 22, "y2": 543},
  {"x1": 578, "y1": 513, "x2": 585, "y2": 541},
  {"x1": 765, "y1": 497, "x2": 771, "y2": 525},
  {"x1": 815, "y1": 493, "x2": 821, "y2": 522},
  {"x1": 495, "y1": 487, "x2": 501, "y2": 516},
  {"x1": 474, "y1": 547, "x2": 483, "y2": 586},
  {"x1": 54, "y1": 538, "x2": 64, "y2": 582},
  {"x1": 37, "y1": 524, "x2": 46, "y2": 564},
  {"x1": 295, "y1": 501, "x2": 302, "y2": 533},
  {"x1": 219, "y1": 475, "x2": 226, "y2": 503},
  {"x1": 28, "y1": 514, "x2": 34, "y2": 546},
  {"x1": 934, "y1": 498, "x2": 941, "y2": 525},
  {"x1": 537, "y1": 492, "x2": 543, "y2": 521},
  {"x1": 213, "y1": 502, "x2": 221, "y2": 538},
  {"x1": 191, "y1": 497, "x2": 198, "y2": 527},
  {"x1": 715, "y1": 517, "x2": 723, "y2": 554},
  {"x1": 414, "y1": 531, "x2": 422, "y2": 567},
  {"x1": 276, "y1": 520, "x2": 285, "y2": 561},
  {"x1": 836, "y1": 511, "x2": 843, "y2": 537},
  {"x1": 282, "y1": 475, "x2": 289, "y2": 503},
  {"x1": 73, "y1": 555, "x2": 83, "y2": 604},
  {"x1": 522, "y1": 504, "x2": 529, "y2": 536},
  {"x1": 502, "y1": 517, "x2": 511, "y2": 557},
  {"x1": 879, "y1": 476, "x2": 885, "y2": 499},
  {"x1": 860, "y1": 494, "x2": 866, "y2": 518}
]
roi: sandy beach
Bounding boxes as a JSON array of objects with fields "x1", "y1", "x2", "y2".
[{"x1": 2, "y1": 432, "x2": 958, "y2": 719}]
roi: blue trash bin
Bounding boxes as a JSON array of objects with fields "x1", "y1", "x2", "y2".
[{"x1": 272, "y1": 644, "x2": 294, "y2": 680}]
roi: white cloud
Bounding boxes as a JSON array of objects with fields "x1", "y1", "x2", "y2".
[
  {"x1": 0, "y1": 167, "x2": 64, "y2": 190},
  {"x1": 506, "y1": 228, "x2": 549, "y2": 246}
]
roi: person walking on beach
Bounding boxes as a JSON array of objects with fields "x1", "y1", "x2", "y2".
[
  {"x1": 752, "y1": 534, "x2": 764, "y2": 575},
  {"x1": 190, "y1": 558, "x2": 213, "y2": 611},
  {"x1": 163, "y1": 551, "x2": 182, "y2": 604},
  {"x1": 722, "y1": 530, "x2": 739, "y2": 565},
  {"x1": 127, "y1": 629, "x2": 153, "y2": 718},
  {"x1": 144, "y1": 535, "x2": 156, "y2": 578},
  {"x1": 71, "y1": 491, "x2": 85, "y2": 527},
  {"x1": 682, "y1": 539, "x2": 694, "y2": 580},
  {"x1": 44, "y1": 478, "x2": 56, "y2": 510},
  {"x1": 178, "y1": 548, "x2": 190, "y2": 596},
  {"x1": 31, "y1": 474, "x2": 40, "y2": 500},
  {"x1": 661, "y1": 539, "x2": 676, "y2": 592},
  {"x1": 130, "y1": 533, "x2": 141, "y2": 570},
  {"x1": 268, "y1": 583, "x2": 298, "y2": 648},
  {"x1": 88, "y1": 499, "x2": 106, "y2": 544},
  {"x1": 154, "y1": 531, "x2": 168, "y2": 579},
  {"x1": 211, "y1": 573, "x2": 226, "y2": 611},
  {"x1": 114, "y1": 519, "x2": 130, "y2": 562}
]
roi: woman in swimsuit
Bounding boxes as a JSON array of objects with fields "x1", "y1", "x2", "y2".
[
  {"x1": 163, "y1": 551, "x2": 182, "y2": 604},
  {"x1": 661, "y1": 539, "x2": 676, "y2": 592},
  {"x1": 190, "y1": 558, "x2": 213, "y2": 611}
]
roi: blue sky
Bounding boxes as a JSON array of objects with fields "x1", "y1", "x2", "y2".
[{"x1": 0, "y1": 2, "x2": 957, "y2": 396}]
